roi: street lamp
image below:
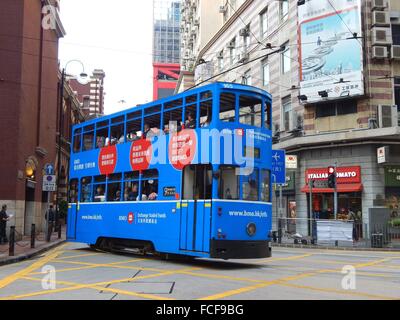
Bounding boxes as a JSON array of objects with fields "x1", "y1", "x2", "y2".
[{"x1": 56, "y1": 59, "x2": 87, "y2": 231}]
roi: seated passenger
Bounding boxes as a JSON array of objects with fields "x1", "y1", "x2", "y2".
[
  {"x1": 143, "y1": 123, "x2": 151, "y2": 138},
  {"x1": 114, "y1": 190, "x2": 121, "y2": 202},
  {"x1": 127, "y1": 184, "x2": 139, "y2": 201},
  {"x1": 148, "y1": 187, "x2": 158, "y2": 201},
  {"x1": 118, "y1": 134, "x2": 125, "y2": 144},
  {"x1": 185, "y1": 112, "x2": 196, "y2": 129},
  {"x1": 225, "y1": 188, "x2": 233, "y2": 200},
  {"x1": 97, "y1": 137, "x2": 105, "y2": 148},
  {"x1": 94, "y1": 186, "x2": 105, "y2": 202}
]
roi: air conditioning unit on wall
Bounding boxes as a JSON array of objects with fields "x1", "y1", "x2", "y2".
[
  {"x1": 378, "y1": 105, "x2": 398, "y2": 128},
  {"x1": 372, "y1": 0, "x2": 388, "y2": 11},
  {"x1": 372, "y1": 11, "x2": 390, "y2": 27},
  {"x1": 372, "y1": 46, "x2": 388, "y2": 59},
  {"x1": 391, "y1": 45, "x2": 400, "y2": 60},
  {"x1": 371, "y1": 27, "x2": 392, "y2": 46}
]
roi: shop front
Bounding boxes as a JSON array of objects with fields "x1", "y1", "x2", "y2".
[
  {"x1": 301, "y1": 166, "x2": 364, "y2": 221},
  {"x1": 385, "y1": 166, "x2": 400, "y2": 219}
]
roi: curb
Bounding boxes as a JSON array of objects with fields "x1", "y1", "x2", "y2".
[
  {"x1": 0, "y1": 240, "x2": 66, "y2": 267},
  {"x1": 272, "y1": 243, "x2": 400, "y2": 252}
]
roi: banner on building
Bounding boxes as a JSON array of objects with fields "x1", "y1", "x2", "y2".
[{"x1": 298, "y1": 0, "x2": 364, "y2": 103}]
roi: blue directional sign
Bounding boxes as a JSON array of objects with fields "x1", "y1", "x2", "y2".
[
  {"x1": 272, "y1": 150, "x2": 286, "y2": 184},
  {"x1": 45, "y1": 164, "x2": 55, "y2": 175}
]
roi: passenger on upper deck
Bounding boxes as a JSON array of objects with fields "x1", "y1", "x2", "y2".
[
  {"x1": 148, "y1": 187, "x2": 158, "y2": 201},
  {"x1": 185, "y1": 112, "x2": 196, "y2": 129},
  {"x1": 94, "y1": 186, "x2": 105, "y2": 202},
  {"x1": 127, "y1": 184, "x2": 139, "y2": 201}
]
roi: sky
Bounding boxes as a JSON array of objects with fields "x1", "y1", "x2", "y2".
[{"x1": 59, "y1": 0, "x2": 154, "y2": 115}]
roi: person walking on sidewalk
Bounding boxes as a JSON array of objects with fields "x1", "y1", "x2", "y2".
[
  {"x1": 45, "y1": 205, "x2": 56, "y2": 241},
  {"x1": 348, "y1": 208, "x2": 361, "y2": 242},
  {"x1": 0, "y1": 205, "x2": 10, "y2": 244}
]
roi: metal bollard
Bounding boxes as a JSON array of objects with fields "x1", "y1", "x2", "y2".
[
  {"x1": 31, "y1": 224, "x2": 35, "y2": 248},
  {"x1": 278, "y1": 219, "x2": 282, "y2": 244},
  {"x1": 58, "y1": 223, "x2": 62, "y2": 239},
  {"x1": 9, "y1": 226, "x2": 15, "y2": 256}
]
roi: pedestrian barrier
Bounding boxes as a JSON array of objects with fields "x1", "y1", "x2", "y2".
[{"x1": 0, "y1": 224, "x2": 64, "y2": 258}]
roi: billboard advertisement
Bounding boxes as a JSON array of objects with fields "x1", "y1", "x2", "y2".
[{"x1": 298, "y1": 0, "x2": 364, "y2": 103}]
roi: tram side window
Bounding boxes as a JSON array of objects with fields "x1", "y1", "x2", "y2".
[
  {"x1": 184, "y1": 104, "x2": 197, "y2": 129},
  {"x1": 124, "y1": 171, "x2": 140, "y2": 201},
  {"x1": 163, "y1": 107, "x2": 183, "y2": 134},
  {"x1": 200, "y1": 100, "x2": 212, "y2": 127},
  {"x1": 82, "y1": 125, "x2": 94, "y2": 151},
  {"x1": 219, "y1": 167, "x2": 239, "y2": 200},
  {"x1": 73, "y1": 129, "x2": 82, "y2": 153},
  {"x1": 93, "y1": 175, "x2": 106, "y2": 202},
  {"x1": 107, "y1": 173, "x2": 122, "y2": 202},
  {"x1": 220, "y1": 93, "x2": 236, "y2": 122},
  {"x1": 126, "y1": 118, "x2": 142, "y2": 142},
  {"x1": 96, "y1": 122, "x2": 109, "y2": 149},
  {"x1": 261, "y1": 169, "x2": 271, "y2": 202},
  {"x1": 141, "y1": 169, "x2": 159, "y2": 201},
  {"x1": 242, "y1": 169, "x2": 259, "y2": 201},
  {"x1": 69, "y1": 179, "x2": 79, "y2": 203},
  {"x1": 183, "y1": 165, "x2": 212, "y2": 200},
  {"x1": 239, "y1": 95, "x2": 262, "y2": 127},
  {"x1": 110, "y1": 119, "x2": 125, "y2": 145},
  {"x1": 264, "y1": 102, "x2": 272, "y2": 130},
  {"x1": 80, "y1": 177, "x2": 92, "y2": 203},
  {"x1": 144, "y1": 113, "x2": 161, "y2": 139}
]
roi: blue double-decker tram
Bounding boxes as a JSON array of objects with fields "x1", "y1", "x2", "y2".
[{"x1": 67, "y1": 82, "x2": 273, "y2": 259}]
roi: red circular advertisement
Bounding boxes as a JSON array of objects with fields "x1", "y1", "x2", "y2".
[
  {"x1": 130, "y1": 139, "x2": 152, "y2": 171},
  {"x1": 98, "y1": 145, "x2": 117, "y2": 175},
  {"x1": 128, "y1": 212, "x2": 134, "y2": 224},
  {"x1": 168, "y1": 129, "x2": 197, "y2": 171}
]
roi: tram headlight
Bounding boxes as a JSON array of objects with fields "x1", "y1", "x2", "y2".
[{"x1": 246, "y1": 223, "x2": 256, "y2": 237}]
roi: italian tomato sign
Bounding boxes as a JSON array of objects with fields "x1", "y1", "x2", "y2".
[
  {"x1": 128, "y1": 212, "x2": 134, "y2": 224},
  {"x1": 169, "y1": 129, "x2": 197, "y2": 170},
  {"x1": 98, "y1": 145, "x2": 117, "y2": 175},
  {"x1": 130, "y1": 139, "x2": 152, "y2": 171}
]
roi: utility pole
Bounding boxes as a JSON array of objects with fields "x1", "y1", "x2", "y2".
[
  {"x1": 309, "y1": 179, "x2": 313, "y2": 237},
  {"x1": 334, "y1": 162, "x2": 338, "y2": 220}
]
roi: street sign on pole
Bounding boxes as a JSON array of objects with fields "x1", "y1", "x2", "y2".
[
  {"x1": 272, "y1": 150, "x2": 286, "y2": 185},
  {"x1": 43, "y1": 175, "x2": 57, "y2": 192}
]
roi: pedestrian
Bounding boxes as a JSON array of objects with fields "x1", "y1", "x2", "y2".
[
  {"x1": 0, "y1": 205, "x2": 10, "y2": 244},
  {"x1": 348, "y1": 207, "x2": 360, "y2": 242},
  {"x1": 45, "y1": 205, "x2": 56, "y2": 240}
]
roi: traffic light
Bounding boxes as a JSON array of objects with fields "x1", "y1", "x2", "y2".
[{"x1": 327, "y1": 166, "x2": 336, "y2": 188}]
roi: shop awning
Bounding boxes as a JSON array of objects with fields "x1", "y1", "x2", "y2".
[{"x1": 301, "y1": 183, "x2": 363, "y2": 193}]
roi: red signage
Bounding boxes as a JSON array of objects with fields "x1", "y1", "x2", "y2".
[
  {"x1": 98, "y1": 146, "x2": 117, "y2": 175},
  {"x1": 130, "y1": 139, "x2": 152, "y2": 171},
  {"x1": 169, "y1": 129, "x2": 197, "y2": 171},
  {"x1": 306, "y1": 166, "x2": 361, "y2": 184},
  {"x1": 128, "y1": 212, "x2": 134, "y2": 224}
]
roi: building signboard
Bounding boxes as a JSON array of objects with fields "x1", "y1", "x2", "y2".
[{"x1": 298, "y1": 0, "x2": 364, "y2": 103}]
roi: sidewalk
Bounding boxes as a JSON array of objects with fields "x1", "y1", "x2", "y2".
[{"x1": 0, "y1": 226, "x2": 66, "y2": 266}]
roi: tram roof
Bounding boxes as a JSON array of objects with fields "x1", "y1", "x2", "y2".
[{"x1": 73, "y1": 82, "x2": 272, "y2": 130}]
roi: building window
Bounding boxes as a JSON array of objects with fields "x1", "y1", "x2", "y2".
[
  {"x1": 315, "y1": 100, "x2": 358, "y2": 118},
  {"x1": 260, "y1": 7, "x2": 268, "y2": 38},
  {"x1": 280, "y1": 0, "x2": 289, "y2": 22},
  {"x1": 262, "y1": 60, "x2": 269, "y2": 86},
  {"x1": 242, "y1": 70, "x2": 252, "y2": 86},
  {"x1": 282, "y1": 96, "x2": 292, "y2": 132},
  {"x1": 281, "y1": 42, "x2": 291, "y2": 74},
  {"x1": 218, "y1": 50, "x2": 224, "y2": 71},
  {"x1": 242, "y1": 25, "x2": 251, "y2": 51},
  {"x1": 392, "y1": 24, "x2": 400, "y2": 45},
  {"x1": 394, "y1": 77, "x2": 400, "y2": 117},
  {"x1": 229, "y1": 38, "x2": 236, "y2": 65}
]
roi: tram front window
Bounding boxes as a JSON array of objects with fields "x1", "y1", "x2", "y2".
[
  {"x1": 239, "y1": 96, "x2": 262, "y2": 127},
  {"x1": 242, "y1": 169, "x2": 259, "y2": 201},
  {"x1": 219, "y1": 166, "x2": 239, "y2": 200}
]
